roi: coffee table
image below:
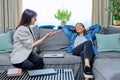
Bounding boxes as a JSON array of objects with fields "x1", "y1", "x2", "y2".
[{"x1": 0, "y1": 69, "x2": 74, "y2": 80}]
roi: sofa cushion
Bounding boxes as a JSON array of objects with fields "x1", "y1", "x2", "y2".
[
  {"x1": 0, "y1": 53, "x2": 12, "y2": 65},
  {"x1": 39, "y1": 51, "x2": 81, "y2": 64},
  {"x1": 0, "y1": 32, "x2": 13, "y2": 53},
  {"x1": 98, "y1": 26, "x2": 107, "y2": 34},
  {"x1": 38, "y1": 28, "x2": 69, "y2": 51},
  {"x1": 94, "y1": 52, "x2": 120, "y2": 59},
  {"x1": 92, "y1": 26, "x2": 107, "y2": 48},
  {"x1": 106, "y1": 27, "x2": 120, "y2": 34},
  {"x1": 6, "y1": 29, "x2": 15, "y2": 44},
  {"x1": 39, "y1": 25, "x2": 55, "y2": 29},
  {"x1": 93, "y1": 58, "x2": 120, "y2": 80},
  {"x1": 31, "y1": 25, "x2": 40, "y2": 41},
  {"x1": 96, "y1": 33, "x2": 120, "y2": 52}
]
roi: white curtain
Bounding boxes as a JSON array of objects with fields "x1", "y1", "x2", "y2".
[
  {"x1": 0, "y1": 0, "x2": 22, "y2": 32},
  {"x1": 92, "y1": 0, "x2": 111, "y2": 27}
]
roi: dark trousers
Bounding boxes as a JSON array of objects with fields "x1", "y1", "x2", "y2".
[
  {"x1": 72, "y1": 41, "x2": 95, "y2": 68},
  {"x1": 12, "y1": 54, "x2": 44, "y2": 71}
]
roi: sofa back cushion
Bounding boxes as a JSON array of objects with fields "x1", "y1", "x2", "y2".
[
  {"x1": 0, "y1": 32, "x2": 13, "y2": 53},
  {"x1": 96, "y1": 26, "x2": 120, "y2": 34},
  {"x1": 94, "y1": 26, "x2": 120, "y2": 48},
  {"x1": 106, "y1": 27, "x2": 120, "y2": 34},
  {"x1": 37, "y1": 28, "x2": 69, "y2": 52},
  {"x1": 39, "y1": 25, "x2": 55, "y2": 29},
  {"x1": 92, "y1": 26, "x2": 107, "y2": 48},
  {"x1": 31, "y1": 25, "x2": 40, "y2": 41},
  {"x1": 96, "y1": 33, "x2": 120, "y2": 52},
  {"x1": 6, "y1": 29, "x2": 15, "y2": 44}
]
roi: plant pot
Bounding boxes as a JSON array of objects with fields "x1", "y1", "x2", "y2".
[
  {"x1": 112, "y1": 14, "x2": 120, "y2": 25},
  {"x1": 114, "y1": 20, "x2": 120, "y2": 26},
  {"x1": 61, "y1": 21, "x2": 66, "y2": 26}
]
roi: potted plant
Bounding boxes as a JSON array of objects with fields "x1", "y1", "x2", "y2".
[
  {"x1": 106, "y1": 0, "x2": 120, "y2": 25},
  {"x1": 54, "y1": 9, "x2": 72, "y2": 26}
]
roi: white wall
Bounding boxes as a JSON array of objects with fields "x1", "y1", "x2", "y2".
[{"x1": 23, "y1": 0, "x2": 92, "y2": 27}]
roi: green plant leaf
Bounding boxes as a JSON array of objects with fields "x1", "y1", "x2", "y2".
[
  {"x1": 54, "y1": 9, "x2": 72, "y2": 22},
  {"x1": 106, "y1": 0, "x2": 120, "y2": 16}
]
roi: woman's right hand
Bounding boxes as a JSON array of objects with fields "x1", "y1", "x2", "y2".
[
  {"x1": 45, "y1": 31, "x2": 56, "y2": 38},
  {"x1": 33, "y1": 31, "x2": 56, "y2": 48}
]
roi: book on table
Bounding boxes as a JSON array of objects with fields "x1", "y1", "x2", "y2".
[
  {"x1": 28, "y1": 68, "x2": 57, "y2": 76},
  {"x1": 7, "y1": 68, "x2": 22, "y2": 76}
]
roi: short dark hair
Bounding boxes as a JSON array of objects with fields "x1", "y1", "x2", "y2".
[{"x1": 16, "y1": 9, "x2": 37, "y2": 29}]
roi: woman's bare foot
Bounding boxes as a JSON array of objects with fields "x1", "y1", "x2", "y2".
[{"x1": 85, "y1": 78, "x2": 89, "y2": 80}]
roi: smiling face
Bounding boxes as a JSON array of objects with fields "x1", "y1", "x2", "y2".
[{"x1": 75, "y1": 23, "x2": 85, "y2": 34}]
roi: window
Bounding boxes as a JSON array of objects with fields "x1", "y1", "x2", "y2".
[{"x1": 23, "y1": 0, "x2": 92, "y2": 28}]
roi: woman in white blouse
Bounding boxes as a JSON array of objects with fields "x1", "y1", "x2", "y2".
[{"x1": 10, "y1": 9, "x2": 56, "y2": 71}]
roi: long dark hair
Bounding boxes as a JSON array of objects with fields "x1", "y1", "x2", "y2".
[
  {"x1": 72, "y1": 23, "x2": 87, "y2": 35},
  {"x1": 16, "y1": 9, "x2": 37, "y2": 29}
]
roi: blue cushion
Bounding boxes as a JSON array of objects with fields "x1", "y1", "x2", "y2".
[
  {"x1": 96, "y1": 33, "x2": 120, "y2": 52},
  {"x1": 39, "y1": 25, "x2": 55, "y2": 29},
  {"x1": 58, "y1": 25, "x2": 74, "y2": 29},
  {"x1": 0, "y1": 32, "x2": 13, "y2": 53}
]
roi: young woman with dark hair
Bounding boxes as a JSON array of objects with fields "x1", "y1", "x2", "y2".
[
  {"x1": 63, "y1": 23, "x2": 101, "y2": 79},
  {"x1": 10, "y1": 9, "x2": 56, "y2": 71}
]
